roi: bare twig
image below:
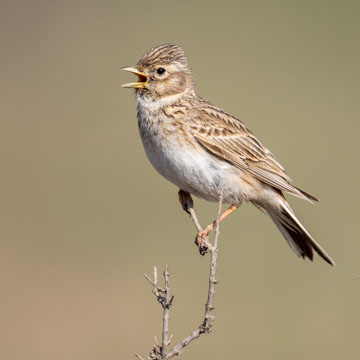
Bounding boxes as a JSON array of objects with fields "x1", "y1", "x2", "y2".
[
  {"x1": 143, "y1": 266, "x2": 174, "y2": 360},
  {"x1": 168, "y1": 193, "x2": 223, "y2": 358},
  {"x1": 137, "y1": 194, "x2": 223, "y2": 359},
  {"x1": 161, "y1": 266, "x2": 171, "y2": 358}
]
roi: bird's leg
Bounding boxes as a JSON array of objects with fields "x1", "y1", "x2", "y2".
[
  {"x1": 178, "y1": 190, "x2": 237, "y2": 255},
  {"x1": 178, "y1": 189, "x2": 203, "y2": 233},
  {"x1": 178, "y1": 189, "x2": 210, "y2": 254},
  {"x1": 178, "y1": 189, "x2": 193, "y2": 215},
  {"x1": 195, "y1": 204, "x2": 238, "y2": 249}
]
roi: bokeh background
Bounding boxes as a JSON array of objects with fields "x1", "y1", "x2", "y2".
[{"x1": 1, "y1": 1, "x2": 360, "y2": 359}]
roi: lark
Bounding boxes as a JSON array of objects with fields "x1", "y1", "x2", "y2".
[{"x1": 122, "y1": 44, "x2": 334, "y2": 265}]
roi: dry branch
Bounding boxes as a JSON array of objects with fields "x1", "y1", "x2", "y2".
[{"x1": 137, "y1": 194, "x2": 223, "y2": 360}]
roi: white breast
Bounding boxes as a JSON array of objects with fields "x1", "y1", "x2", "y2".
[{"x1": 136, "y1": 95, "x2": 247, "y2": 205}]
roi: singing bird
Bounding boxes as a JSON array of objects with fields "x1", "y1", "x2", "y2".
[{"x1": 122, "y1": 44, "x2": 334, "y2": 265}]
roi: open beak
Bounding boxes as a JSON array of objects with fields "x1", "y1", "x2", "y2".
[{"x1": 121, "y1": 66, "x2": 148, "y2": 89}]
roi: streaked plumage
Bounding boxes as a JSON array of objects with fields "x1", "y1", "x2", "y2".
[{"x1": 122, "y1": 44, "x2": 335, "y2": 265}]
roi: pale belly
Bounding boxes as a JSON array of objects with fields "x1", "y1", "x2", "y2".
[{"x1": 139, "y1": 127, "x2": 249, "y2": 205}]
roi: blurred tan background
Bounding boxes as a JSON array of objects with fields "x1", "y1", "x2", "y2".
[{"x1": 1, "y1": 0, "x2": 360, "y2": 359}]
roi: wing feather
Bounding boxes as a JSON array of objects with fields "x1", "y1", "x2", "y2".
[{"x1": 191, "y1": 103, "x2": 318, "y2": 202}]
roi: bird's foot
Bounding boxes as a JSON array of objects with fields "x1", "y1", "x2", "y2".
[{"x1": 195, "y1": 227, "x2": 212, "y2": 255}]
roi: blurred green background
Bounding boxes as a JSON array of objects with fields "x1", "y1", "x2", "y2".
[{"x1": 1, "y1": 1, "x2": 359, "y2": 359}]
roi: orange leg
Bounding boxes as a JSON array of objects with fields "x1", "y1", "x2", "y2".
[
  {"x1": 178, "y1": 190, "x2": 238, "y2": 254},
  {"x1": 196, "y1": 204, "x2": 238, "y2": 246}
]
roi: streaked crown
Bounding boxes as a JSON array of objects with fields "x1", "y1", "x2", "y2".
[{"x1": 137, "y1": 44, "x2": 188, "y2": 68}]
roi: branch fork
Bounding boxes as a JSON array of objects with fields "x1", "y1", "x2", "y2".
[{"x1": 136, "y1": 194, "x2": 223, "y2": 360}]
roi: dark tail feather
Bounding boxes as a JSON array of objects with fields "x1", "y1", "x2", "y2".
[
  {"x1": 294, "y1": 186, "x2": 319, "y2": 203},
  {"x1": 267, "y1": 202, "x2": 335, "y2": 266}
]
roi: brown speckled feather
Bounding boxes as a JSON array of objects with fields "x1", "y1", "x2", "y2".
[
  {"x1": 189, "y1": 100, "x2": 318, "y2": 202},
  {"x1": 123, "y1": 43, "x2": 334, "y2": 265}
]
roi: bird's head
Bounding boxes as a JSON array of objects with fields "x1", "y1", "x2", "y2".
[{"x1": 121, "y1": 44, "x2": 195, "y2": 101}]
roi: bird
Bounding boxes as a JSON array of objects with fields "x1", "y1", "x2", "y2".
[{"x1": 121, "y1": 43, "x2": 335, "y2": 265}]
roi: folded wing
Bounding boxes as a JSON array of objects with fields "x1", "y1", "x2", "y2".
[{"x1": 191, "y1": 103, "x2": 318, "y2": 202}]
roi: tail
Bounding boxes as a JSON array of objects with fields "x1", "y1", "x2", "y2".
[
  {"x1": 265, "y1": 200, "x2": 335, "y2": 266},
  {"x1": 293, "y1": 186, "x2": 319, "y2": 203}
]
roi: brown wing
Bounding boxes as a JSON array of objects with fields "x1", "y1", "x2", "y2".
[{"x1": 191, "y1": 102, "x2": 318, "y2": 202}]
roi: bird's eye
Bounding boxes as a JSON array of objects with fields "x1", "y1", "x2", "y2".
[{"x1": 157, "y1": 67, "x2": 166, "y2": 75}]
